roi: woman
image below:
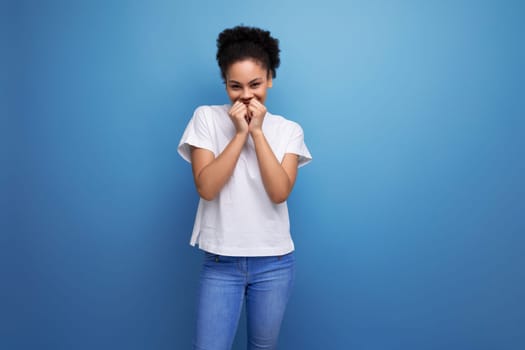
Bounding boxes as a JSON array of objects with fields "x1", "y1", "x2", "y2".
[{"x1": 178, "y1": 25, "x2": 312, "y2": 350}]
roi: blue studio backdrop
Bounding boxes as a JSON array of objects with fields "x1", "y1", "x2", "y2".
[{"x1": 3, "y1": 0, "x2": 524, "y2": 349}]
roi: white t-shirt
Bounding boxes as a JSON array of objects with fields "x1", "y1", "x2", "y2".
[{"x1": 178, "y1": 104, "x2": 312, "y2": 256}]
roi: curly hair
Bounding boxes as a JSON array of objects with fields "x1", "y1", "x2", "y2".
[{"x1": 216, "y1": 25, "x2": 280, "y2": 81}]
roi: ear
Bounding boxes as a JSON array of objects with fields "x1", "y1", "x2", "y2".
[{"x1": 267, "y1": 75, "x2": 273, "y2": 88}]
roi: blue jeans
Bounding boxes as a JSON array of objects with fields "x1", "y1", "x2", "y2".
[{"x1": 193, "y1": 251, "x2": 296, "y2": 350}]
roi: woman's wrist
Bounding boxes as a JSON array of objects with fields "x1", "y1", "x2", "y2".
[
  {"x1": 234, "y1": 130, "x2": 249, "y2": 140},
  {"x1": 249, "y1": 128, "x2": 264, "y2": 138}
]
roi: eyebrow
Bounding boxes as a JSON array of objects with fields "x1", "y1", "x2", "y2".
[{"x1": 228, "y1": 78, "x2": 262, "y2": 85}]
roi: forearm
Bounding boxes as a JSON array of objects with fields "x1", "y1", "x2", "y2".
[
  {"x1": 251, "y1": 130, "x2": 292, "y2": 203},
  {"x1": 193, "y1": 132, "x2": 248, "y2": 200}
]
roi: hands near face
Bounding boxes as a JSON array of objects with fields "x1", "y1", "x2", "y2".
[
  {"x1": 246, "y1": 98, "x2": 266, "y2": 133},
  {"x1": 228, "y1": 99, "x2": 267, "y2": 135},
  {"x1": 228, "y1": 100, "x2": 249, "y2": 135}
]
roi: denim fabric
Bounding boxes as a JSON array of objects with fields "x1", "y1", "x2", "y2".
[{"x1": 193, "y1": 251, "x2": 295, "y2": 350}]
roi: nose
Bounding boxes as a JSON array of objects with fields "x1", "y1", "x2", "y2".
[{"x1": 240, "y1": 87, "x2": 253, "y2": 102}]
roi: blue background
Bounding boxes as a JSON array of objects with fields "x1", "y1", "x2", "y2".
[{"x1": 3, "y1": 0, "x2": 524, "y2": 349}]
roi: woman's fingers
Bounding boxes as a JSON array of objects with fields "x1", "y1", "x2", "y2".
[
  {"x1": 247, "y1": 99, "x2": 267, "y2": 132},
  {"x1": 229, "y1": 101, "x2": 244, "y2": 116},
  {"x1": 228, "y1": 102, "x2": 249, "y2": 133},
  {"x1": 248, "y1": 99, "x2": 266, "y2": 120}
]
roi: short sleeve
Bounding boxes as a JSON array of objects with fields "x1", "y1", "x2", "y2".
[
  {"x1": 285, "y1": 122, "x2": 312, "y2": 168},
  {"x1": 177, "y1": 106, "x2": 215, "y2": 163}
]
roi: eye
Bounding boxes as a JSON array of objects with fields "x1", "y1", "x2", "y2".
[
  {"x1": 230, "y1": 85, "x2": 241, "y2": 90},
  {"x1": 251, "y1": 83, "x2": 261, "y2": 88}
]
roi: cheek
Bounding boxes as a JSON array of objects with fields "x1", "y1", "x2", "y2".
[
  {"x1": 254, "y1": 88, "x2": 267, "y2": 98},
  {"x1": 227, "y1": 90, "x2": 239, "y2": 100},
  {"x1": 255, "y1": 92, "x2": 267, "y2": 102}
]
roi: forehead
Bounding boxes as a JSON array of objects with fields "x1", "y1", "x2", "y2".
[{"x1": 226, "y1": 59, "x2": 267, "y2": 81}]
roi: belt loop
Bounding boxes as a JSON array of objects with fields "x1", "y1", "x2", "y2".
[{"x1": 215, "y1": 255, "x2": 219, "y2": 262}]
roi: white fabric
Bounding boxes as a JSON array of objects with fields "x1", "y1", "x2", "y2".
[{"x1": 178, "y1": 104, "x2": 312, "y2": 256}]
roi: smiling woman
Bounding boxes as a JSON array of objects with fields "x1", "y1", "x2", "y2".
[
  {"x1": 177, "y1": 25, "x2": 312, "y2": 350},
  {"x1": 225, "y1": 60, "x2": 273, "y2": 124},
  {"x1": 225, "y1": 61, "x2": 273, "y2": 129}
]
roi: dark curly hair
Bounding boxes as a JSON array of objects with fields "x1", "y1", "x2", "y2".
[{"x1": 216, "y1": 25, "x2": 280, "y2": 81}]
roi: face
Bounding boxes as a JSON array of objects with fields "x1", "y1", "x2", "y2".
[{"x1": 225, "y1": 59, "x2": 273, "y2": 105}]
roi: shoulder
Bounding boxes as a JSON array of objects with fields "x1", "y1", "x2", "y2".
[
  {"x1": 266, "y1": 111, "x2": 304, "y2": 135},
  {"x1": 193, "y1": 104, "x2": 229, "y2": 118},
  {"x1": 191, "y1": 104, "x2": 230, "y2": 126}
]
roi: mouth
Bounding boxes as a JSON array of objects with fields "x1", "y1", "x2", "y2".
[{"x1": 239, "y1": 97, "x2": 259, "y2": 105}]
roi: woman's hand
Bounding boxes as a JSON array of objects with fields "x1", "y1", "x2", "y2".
[
  {"x1": 247, "y1": 98, "x2": 267, "y2": 134},
  {"x1": 228, "y1": 101, "x2": 249, "y2": 135}
]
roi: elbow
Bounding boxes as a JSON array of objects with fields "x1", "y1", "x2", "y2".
[
  {"x1": 267, "y1": 181, "x2": 293, "y2": 204},
  {"x1": 199, "y1": 193, "x2": 216, "y2": 201},
  {"x1": 194, "y1": 175, "x2": 219, "y2": 201},
  {"x1": 270, "y1": 197, "x2": 287, "y2": 204},
  {"x1": 196, "y1": 185, "x2": 218, "y2": 202},
  {"x1": 268, "y1": 191, "x2": 290, "y2": 204}
]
